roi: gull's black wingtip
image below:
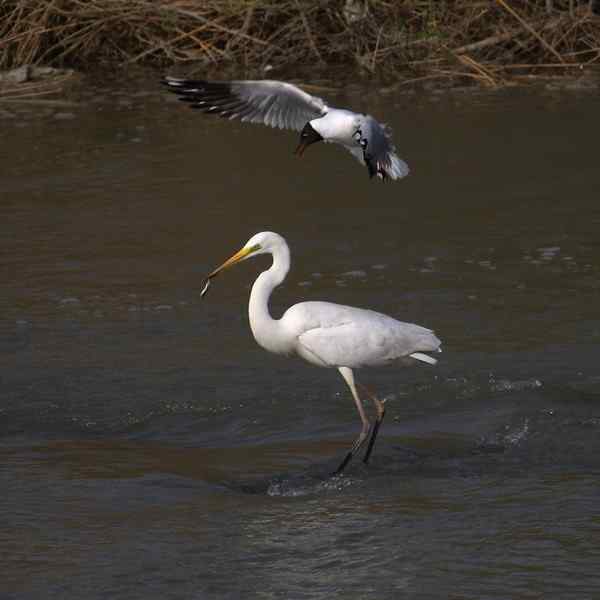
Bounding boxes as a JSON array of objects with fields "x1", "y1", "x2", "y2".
[{"x1": 161, "y1": 76, "x2": 180, "y2": 93}]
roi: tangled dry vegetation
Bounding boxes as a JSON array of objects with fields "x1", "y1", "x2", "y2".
[{"x1": 1, "y1": 0, "x2": 599, "y2": 88}]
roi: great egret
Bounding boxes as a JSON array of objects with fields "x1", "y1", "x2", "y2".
[
  {"x1": 162, "y1": 77, "x2": 409, "y2": 181},
  {"x1": 201, "y1": 232, "x2": 441, "y2": 474}
]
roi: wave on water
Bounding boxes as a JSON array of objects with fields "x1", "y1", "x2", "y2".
[
  {"x1": 230, "y1": 469, "x2": 358, "y2": 498},
  {"x1": 266, "y1": 474, "x2": 355, "y2": 497}
]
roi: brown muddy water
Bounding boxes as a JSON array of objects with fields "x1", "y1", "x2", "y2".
[{"x1": 1, "y1": 72, "x2": 600, "y2": 599}]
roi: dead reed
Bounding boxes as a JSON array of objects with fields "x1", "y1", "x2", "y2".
[{"x1": 1, "y1": 0, "x2": 599, "y2": 85}]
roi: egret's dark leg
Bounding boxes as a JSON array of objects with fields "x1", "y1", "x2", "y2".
[
  {"x1": 334, "y1": 367, "x2": 370, "y2": 475},
  {"x1": 358, "y1": 383, "x2": 386, "y2": 464}
]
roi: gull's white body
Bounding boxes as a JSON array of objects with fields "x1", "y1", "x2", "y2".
[
  {"x1": 204, "y1": 231, "x2": 441, "y2": 472},
  {"x1": 309, "y1": 109, "x2": 359, "y2": 145}
]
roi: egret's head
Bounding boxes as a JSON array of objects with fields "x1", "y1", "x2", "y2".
[
  {"x1": 295, "y1": 121, "x2": 323, "y2": 157},
  {"x1": 200, "y1": 232, "x2": 285, "y2": 297}
]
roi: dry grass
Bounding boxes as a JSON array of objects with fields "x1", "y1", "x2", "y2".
[
  {"x1": 0, "y1": 66, "x2": 76, "y2": 101},
  {"x1": 1, "y1": 0, "x2": 599, "y2": 85}
]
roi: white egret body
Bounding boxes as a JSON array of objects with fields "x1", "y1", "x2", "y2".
[{"x1": 202, "y1": 232, "x2": 441, "y2": 473}]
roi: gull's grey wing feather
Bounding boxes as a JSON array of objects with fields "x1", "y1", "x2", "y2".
[
  {"x1": 342, "y1": 144, "x2": 366, "y2": 166},
  {"x1": 163, "y1": 77, "x2": 328, "y2": 131},
  {"x1": 361, "y1": 116, "x2": 410, "y2": 180}
]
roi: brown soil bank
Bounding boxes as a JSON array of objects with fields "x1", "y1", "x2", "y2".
[{"x1": 1, "y1": 0, "x2": 600, "y2": 86}]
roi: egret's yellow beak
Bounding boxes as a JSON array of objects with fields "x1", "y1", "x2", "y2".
[{"x1": 200, "y1": 244, "x2": 260, "y2": 297}]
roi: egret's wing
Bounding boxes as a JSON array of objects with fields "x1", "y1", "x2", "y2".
[
  {"x1": 296, "y1": 304, "x2": 439, "y2": 369},
  {"x1": 298, "y1": 322, "x2": 360, "y2": 368},
  {"x1": 361, "y1": 116, "x2": 410, "y2": 180},
  {"x1": 163, "y1": 77, "x2": 328, "y2": 131}
]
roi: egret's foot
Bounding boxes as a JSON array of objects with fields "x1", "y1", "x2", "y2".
[
  {"x1": 332, "y1": 429, "x2": 369, "y2": 476},
  {"x1": 363, "y1": 399, "x2": 386, "y2": 465},
  {"x1": 333, "y1": 451, "x2": 353, "y2": 476}
]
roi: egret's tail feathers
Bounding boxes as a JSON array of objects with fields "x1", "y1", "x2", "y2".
[{"x1": 409, "y1": 352, "x2": 438, "y2": 365}]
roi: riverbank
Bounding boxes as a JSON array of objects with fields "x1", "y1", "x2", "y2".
[
  {"x1": 3, "y1": 69, "x2": 600, "y2": 599},
  {"x1": 1, "y1": 0, "x2": 599, "y2": 89}
]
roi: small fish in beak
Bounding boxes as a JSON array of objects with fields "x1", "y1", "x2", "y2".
[
  {"x1": 200, "y1": 243, "x2": 261, "y2": 299},
  {"x1": 200, "y1": 278, "x2": 211, "y2": 297}
]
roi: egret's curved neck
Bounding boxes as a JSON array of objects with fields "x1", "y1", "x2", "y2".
[{"x1": 248, "y1": 243, "x2": 291, "y2": 354}]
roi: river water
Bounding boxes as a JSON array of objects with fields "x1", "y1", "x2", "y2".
[{"x1": 2, "y1": 72, "x2": 600, "y2": 599}]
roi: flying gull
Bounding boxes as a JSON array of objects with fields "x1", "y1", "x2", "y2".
[{"x1": 162, "y1": 77, "x2": 410, "y2": 181}]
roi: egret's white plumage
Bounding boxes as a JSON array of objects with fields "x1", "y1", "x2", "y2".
[
  {"x1": 202, "y1": 231, "x2": 441, "y2": 473},
  {"x1": 162, "y1": 77, "x2": 409, "y2": 181}
]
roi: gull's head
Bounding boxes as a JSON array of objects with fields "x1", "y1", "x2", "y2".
[
  {"x1": 200, "y1": 232, "x2": 286, "y2": 297},
  {"x1": 295, "y1": 121, "x2": 323, "y2": 157}
]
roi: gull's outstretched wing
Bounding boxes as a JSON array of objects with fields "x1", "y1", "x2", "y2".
[
  {"x1": 342, "y1": 144, "x2": 366, "y2": 166},
  {"x1": 163, "y1": 77, "x2": 328, "y2": 131},
  {"x1": 360, "y1": 116, "x2": 410, "y2": 180}
]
